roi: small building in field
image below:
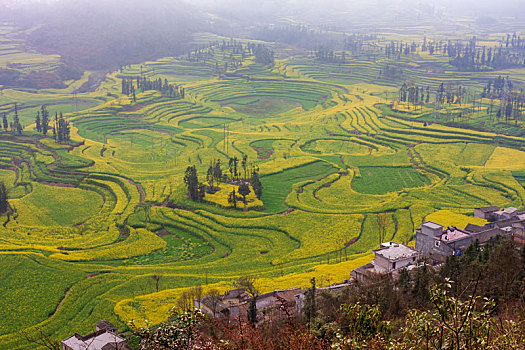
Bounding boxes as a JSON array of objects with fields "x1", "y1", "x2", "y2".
[
  {"x1": 350, "y1": 242, "x2": 420, "y2": 282},
  {"x1": 372, "y1": 242, "x2": 420, "y2": 273},
  {"x1": 61, "y1": 321, "x2": 131, "y2": 350},
  {"x1": 474, "y1": 206, "x2": 499, "y2": 220}
]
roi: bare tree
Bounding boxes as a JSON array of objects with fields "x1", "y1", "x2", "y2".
[
  {"x1": 207, "y1": 289, "x2": 222, "y2": 318},
  {"x1": 151, "y1": 274, "x2": 161, "y2": 292},
  {"x1": 18, "y1": 327, "x2": 60, "y2": 350}
]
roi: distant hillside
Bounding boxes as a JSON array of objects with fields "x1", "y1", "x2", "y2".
[{"x1": 0, "y1": 0, "x2": 207, "y2": 86}]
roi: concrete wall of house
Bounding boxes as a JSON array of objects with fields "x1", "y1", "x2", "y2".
[
  {"x1": 445, "y1": 237, "x2": 472, "y2": 251},
  {"x1": 374, "y1": 254, "x2": 390, "y2": 272},
  {"x1": 392, "y1": 256, "x2": 417, "y2": 271},
  {"x1": 417, "y1": 223, "x2": 444, "y2": 257},
  {"x1": 477, "y1": 229, "x2": 503, "y2": 243},
  {"x1": 474, "y1": 209, "x2": 487, "y2": 219},
  {"x1": 375, "y1": 254, "x2": 417, "y2": 272},
  {"x1": 416, "y1": 231, "x2": 436, "y2": 257},
  {"x1": 421, "y1": 224, "x2": 443, "y2": 237},
  {"x1": 430, "y1": 236, "x2": 471, "y2": 258}
]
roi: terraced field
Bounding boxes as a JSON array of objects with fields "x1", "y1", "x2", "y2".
[{"x1": 1, "y1": 31, "x2": 525, "y2": 348}]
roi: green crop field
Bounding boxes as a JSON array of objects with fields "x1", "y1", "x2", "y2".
[
  {"x1": 1, "y1": 23, "x2": 525, "y2": 349},
  {"x1": 352, "y1": 166, "x2": 431, "y2": 194}
]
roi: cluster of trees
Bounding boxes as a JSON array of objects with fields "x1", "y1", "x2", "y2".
[
  {"x1": 251, "y1": 44, "x2": 274, "y2": 66},
  {"x1": 182, "y1": 40, "x2": 274, "y2": 73},
  {"x1": 1, "y1": 104, "x2": 71, "y2": 141},
  {"x1": 398, "y1": 84, "x2": 430, "y2": 105},
  {"x1": 379, "y1": 64, "x2": 404, "y2": 80},
  {"x1": 205, "y1": 159, "x2": 223, "y2": 193},
  {"x1": 183, "y1": 165, "x2": 206, "y2": 202},
  {"x1": 314, "y1": 47, "x2": 346, "y2": 64},
  {"x1": 480, "y1": 76, "x2": 524, "y2": 124},
  {"x1": 35, "y1": 106, "x2": 70, "y2": 143},
  {"x1": 445, "y1": 36, "x2": 525, "y2": 71},
  {"x1": 183, "y1": 40, "x2": 249, "y2": 75},
  {"x1": 121, "y1": 77, "x2": 185, "y2": 101},
  {"x1": 385, "y1": 41, "x2": 418, "y2": 58},
  {"x1": 189, "y1": 39, "x2": 247, "y2": 62},
  {"x1": 482, "y1": 75, "x2": 513, "y2": 99},
  {"x1": 251, "y1": 25, "x2": 377, "y2": 58},
  {"x1": 2, "y1": 104, "x2": 23, "y2": 135},
  {"x1": 129, "y1": 237, "x2": 525, "y2": 349},
  {"x1": 397, "y1": 82, "x2": 472, "y2": 109},
  {"x1": 227, "y1": 182, "x2": 251, "y2": 208},
  {"x1": 343, "y1": 34, "x2": 376, "y2": 55},
  {"x1": 252, "y1": 25, "x2": 338, "y2": 51},
  {"x1": 184, "y1": 155, "x2": 263, "y2": 208},
  {"x1": 35, "y1": 105, "x2": 50, "y2": 136},
  {"x1": 54, "y1": 113, "x2": 71, "y2": 144},
  {"x1": 382, "y1": 35, "x2": 525, "y2": 71},
  {"x1": 225, "y1": 155, "x2": 262, "y2": 208},
  {"x1": 0, "y1": 181, "x2": 8, "y2": 214}
]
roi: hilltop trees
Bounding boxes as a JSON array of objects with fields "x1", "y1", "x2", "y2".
[
  {"x1": 2, "y1": 113, "x2": 7, "y2": 131},
  {"x1": 121, "y1": 77, "x2": 184, "y2": 99},
  {"x1": 238, "y1": 183, "x2": 251, "y2": 205},
  {"x1": 55, "y1": 113, "x2": 71, "y2": 144},
  {"x1": 228, "y1": 157, "x2": 239, "y2": 180},
  {"x1": 185, "y1": 156, "x2": 262, "y2": 208},
  {"x1": 206, "y1": 159, "x2": 222, "y2": 193},
  {"x1": 0, "y1": 181, "x2": 8, "y2": 214},
  {"x1": 227, "y1": 189, "x2": 237, "y2": 208},
  {"x1": 184, "y1": 165, "x2": 205, "y2": 202},
  {"x1": 251, "y1": 172, "x2": 262, "y2": 200},
  {"x1": 35, "y1": 111, "x2": 41, "y2": 133},
  {"x1": 251, "y1": 44, "x2": 274, "y2": 66},
  {"x1": 12, "y1": 104, "x2": 22, "y2": 135},
  {"x1": 33, "y1": 106, "x2": 70, "y2": 142},
  {"x1": 40, "y1": 105, "x2": 50, "y2": 135}
]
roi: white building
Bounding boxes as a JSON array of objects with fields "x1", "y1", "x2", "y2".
[
  {"x1": 372, "y1": 242, "x2": 420, "y2": 273},
  {"x1": 351, "y1": 242, "x2": 420, "y2": 281},
  {"x1": 62, "y1": 321, "x2": 130, "y2": 350}
]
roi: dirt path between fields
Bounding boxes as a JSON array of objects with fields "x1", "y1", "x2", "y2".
[
  {"x1": 49, "y1": 286, "x2": 72, "y2": 318},
  {"x1": 127, "y1": 179, "x2": 146, "y2": 206}
]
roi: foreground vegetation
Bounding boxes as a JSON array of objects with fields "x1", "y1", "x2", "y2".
[{"x1": 126, "y1": 238, "x2": 525, "y2": 350}]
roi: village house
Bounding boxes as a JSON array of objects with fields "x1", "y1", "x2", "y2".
[
  {"x1": 61, "y1": 321, "x2": 131, "y2": 350},
  {"x1": 294, "y1": 280, "x2": 353, "y2": 317},
  {"x1": 194, "y1": 288, "x2": 301, "y2": 324},
  {"x1": 416, "y1": 207, "x2": 525, "y2": 263},
  {"x1": 350, "y1": 242, "x2": 420, "y2": 282},
  {"x1": 474, "y1": 206, "x2": 499, "y2": 220},
  {"x1": 416, "y1": 222, "x2": 474, "y2": 261},
  {"x1": 494, "y1": 207, "x2": 519, "y2": 220}
]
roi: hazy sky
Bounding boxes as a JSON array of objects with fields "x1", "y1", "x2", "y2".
[{"x1": 2, "y1": 0, "x2": 525, "y2": 20}]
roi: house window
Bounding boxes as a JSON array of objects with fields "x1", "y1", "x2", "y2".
[
  {"x1": 435, "y1": 240, "x2": 440, "y2": 247},
  {"x1": 392, "y1": 262, "x2": 396, "y2": 269}
]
